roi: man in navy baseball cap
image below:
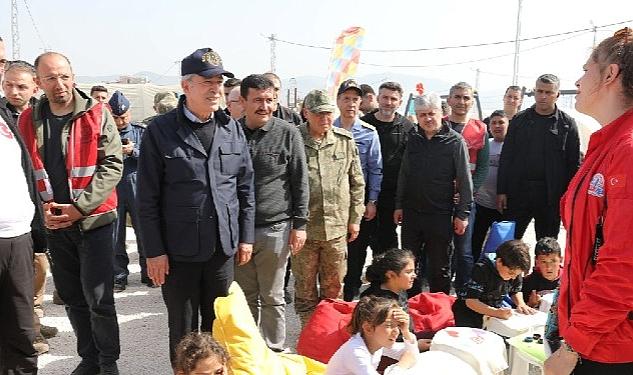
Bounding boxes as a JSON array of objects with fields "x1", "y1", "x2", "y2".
[
  {"x1": 138, "y1": 47, "x2": 255, "y2": 364},
  {"x1": 181, "y1": 48, "x2": 234, "y2": 78},
  {"x1": 108, "y1": 90, "x2": 130, "y2": 117}
]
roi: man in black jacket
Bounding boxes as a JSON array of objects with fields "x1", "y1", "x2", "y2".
[
  {"x1": 497, "y1": 74, "x2": 580, "y2": 240},
  {"x1": 361, "y1": 81, "x2": 414, "y2": 255},
  {"x1": 137, "y1": 48, "x2": 255, "y2": 363},
  {"x1": 0, "y1": 68, "x2": 47, "y2": 374},
  {"x1": 394, "y1": 93, "x2": 473, "y2": 295}
]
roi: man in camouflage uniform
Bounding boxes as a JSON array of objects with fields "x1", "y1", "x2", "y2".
[{"x1": 293, "y1": 89, "x2": 365, "y2": 326}]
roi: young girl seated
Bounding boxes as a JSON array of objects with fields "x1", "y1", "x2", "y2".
[
  {"x1": 361, "y1": 249, "x2": 432, "y2": 351},
  {"x1": 326, "y1": 296, "x2": 419, "y2": 374},
  {"x1": 174, "y1": 332, "x2": 229, "y2": 375}
]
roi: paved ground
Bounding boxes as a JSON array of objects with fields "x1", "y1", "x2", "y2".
[{"x1": 38, "y1": 222, "x2": 564, "y2": 374}]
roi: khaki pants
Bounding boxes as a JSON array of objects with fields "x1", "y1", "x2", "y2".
[
  {"x1": 33, "y1": 252, "x2": 49, "y2": 336},
  {"x1": 292, "y1": 235, "x2": 347, "y2": 327}
]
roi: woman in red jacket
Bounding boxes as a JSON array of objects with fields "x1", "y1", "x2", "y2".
[{"x1": 545, "y1": 28, "x2": 633, "y2": 374}]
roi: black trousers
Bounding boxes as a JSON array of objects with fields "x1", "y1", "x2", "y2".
[
  {"x1": 573, "y1": 359, "x2": 633, "y2": 374},
  {"x1": 47, "y1": 223, "x2": 120, "y2": 366},
  {"x1": 162, "y1": 251, "x2": 234, "y2": 364},
  {"x1": 343, "y1": 217, "x2": 377, "y2": 300},
  {"x1": 451, "y1": 299, "x2": 483, "y2": 329},
  {"x1": 507, "y1": 182, "x2": 561, "y2": 240},
  {"x1": 113, "y1": 179, "x2": 147, "y2": 282},
  {"x1": 0, "y1": 233, "x2": 38, "y2": 375},
  {"x1": 401, "y1": 210, "x2": 453, "y2": 295},
  {"x1": 471, "y1": 204, "x2": 503, "y2": 262},
  {"x1": 372, "y1": 202, "x2": 398, "y2": 256}
]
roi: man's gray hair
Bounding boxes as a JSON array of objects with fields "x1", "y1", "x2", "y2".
[
  {"x1": 414, "y1": 92, "x2": 443, "y2": 111},
  {"x1": 537, "y1": 74, "x2": 560, "y2": 90},
  {"x1": 449, "y1": 81, "x2": 474, "y2": 96},
  {"x1": 181, "y1": 74, "x2": 196, "y2": 82}
]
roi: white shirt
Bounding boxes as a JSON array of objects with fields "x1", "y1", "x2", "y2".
[
  {"x1": 0, "y1": 117, "x2": 35, "y2": 238},
  {"x1": 326, "y1": 333, "x2": 419, "y2": 375}
]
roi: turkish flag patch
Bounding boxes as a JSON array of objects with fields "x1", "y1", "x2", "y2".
[{"x1": 608, "y1": 174, "x2": 626, "y2": 189}]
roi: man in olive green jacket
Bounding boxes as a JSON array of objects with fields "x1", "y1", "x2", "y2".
[
  {"x1": 19, "y1": 52, "x2": 123, "y2": 375},
  {"x1": 293, "y1": 89, "x2": 365, "y2": 326}
]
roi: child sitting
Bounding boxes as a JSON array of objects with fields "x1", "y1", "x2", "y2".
[
  {"x1": 522, "y1": 237, "x2": 562, "y2": 308},
  {"x1": 174, "y1": 332, "x2": 229, "y2": 375},
  {"x1": 326, "y1": 296, "x2": 419, "y2": 375},
  {"x1": 361, "y1": 249, "x2": 416, "y2": 331},
  {"x1": 452, "y1": 240, "x2": 536, "y2": 328}
]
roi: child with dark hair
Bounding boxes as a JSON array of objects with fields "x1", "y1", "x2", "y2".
[
  {"x1": 522, "y1": 237, "x2": 562, "y2": 308},
  {"x1": 326, "y1": 296, "x2": 418, "y2": 374},
  {"x1": 361, "y1": 248, "x2": 416, "y2": 319},
  {"x1": 452, "y1": 240, "x2": 536, "y2": 328},
  {"x1": 174, "y1": 332, "x2": 229, "y2": 375},
  {"x1": 360, "y1": 248, "x2": 434, "y2": 351}
]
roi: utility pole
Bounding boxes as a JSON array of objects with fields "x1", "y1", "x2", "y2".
[
  {"x1": 11, "y1": 0, "x2": 20, "y2": 59},
  {"x1": 591, "y1": 21, "x2": 598, "y2": 48},
  {"x1": 475, "y1": 68, "x2": 481, "y2": 92},
  {"x1": 512, "y1": 0, "x2": 523, "y2": 86},
  {"x1": 268, "y1": 34, "x2": 277, "y2": 73}
]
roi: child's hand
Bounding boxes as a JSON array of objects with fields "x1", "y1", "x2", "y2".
[
  {"x1": 495, "y1": 307, "x2": 513, "y2": 320},
  {"x1": 528, "y1": 290, "x2": 541, "y2": 308},
  {"x1": 392, "y1": 308, "x2": 410, "y2": 331},
  {"x1": 516, "y1": 303, "x2": 537, "y2": 315}
]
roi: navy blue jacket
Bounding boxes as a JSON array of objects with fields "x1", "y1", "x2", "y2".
[{"x1": 136, "y1": 98, "x2": 255, "y2": 262}]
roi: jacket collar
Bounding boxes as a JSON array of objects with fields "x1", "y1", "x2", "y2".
[{"x1": 33, "y1": 88, "x2": 94, "y2": 123}]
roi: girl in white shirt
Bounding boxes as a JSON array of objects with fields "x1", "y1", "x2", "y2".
[{"x1": 326, "y1": 296, "x2": 419, "y2": 375}]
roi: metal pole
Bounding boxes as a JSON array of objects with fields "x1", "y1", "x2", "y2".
[
  {"x1": 269, "y1": 34, "x2": 277, "y2": 73},
  {"x1": 512, "y1": 0, "x2": 523, "y2": 86},
  {"x1": 11, "y1": 0, "x2": 20, "y2": 60}
]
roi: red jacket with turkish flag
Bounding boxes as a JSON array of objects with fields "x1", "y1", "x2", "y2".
[{"x1": 558, "y1": 108, "x2": 633, "y2": 363}]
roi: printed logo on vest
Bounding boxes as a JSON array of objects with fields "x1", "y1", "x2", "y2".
[{"x1": 588, "y1": 173, "x2": 605, "y2": 197}]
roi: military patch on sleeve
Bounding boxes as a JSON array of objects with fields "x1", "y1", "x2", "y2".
[{"x1": 588, "y1": 173, "x2": 605, "y2": 197}]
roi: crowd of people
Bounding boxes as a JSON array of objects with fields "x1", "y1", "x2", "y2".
[{"x1": 0, "y1": 26, "x2": 632, "y2": 375}]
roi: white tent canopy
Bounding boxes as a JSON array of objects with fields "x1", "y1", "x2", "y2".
[{"x1": 75, "y1": 83, "x2": 183, "y2": 123}]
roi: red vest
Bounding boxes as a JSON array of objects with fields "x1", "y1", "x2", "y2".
[
  {"x1": 447, "y1": 117, "x2": 487, "y2": 173},
  {"x1": 19, "y1": 104, "x2": 117, "y2": 216}
]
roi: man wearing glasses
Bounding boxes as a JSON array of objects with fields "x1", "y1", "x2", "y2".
[{"x1": 18, "y1": 51, "x2": 123, "y2": 375}]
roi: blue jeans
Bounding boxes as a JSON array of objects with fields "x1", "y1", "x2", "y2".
[
  {"x1": 453, "y1": 205, "x2": 476, "y2": 292},
  {"x1": 47, "y1": 223, "x2": 120, "y2": 366}
]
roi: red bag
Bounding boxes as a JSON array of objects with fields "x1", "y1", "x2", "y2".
[
  {"x1": 296, "y1": 299, "x2": 356, "y2": 364},
  {"x1": 408, "y1": 292, "x2": 456, "y2": 333}
]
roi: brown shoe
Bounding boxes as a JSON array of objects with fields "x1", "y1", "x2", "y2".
[
  {"x1": 40, "y1": 324, "x2": 59, "y2": 339},
  {"x1": 52, "y1": 289, "x2": 64, "y2": 305},
  {"x1": 33, "y1": 336, "x2": 49, "y2": 355}
]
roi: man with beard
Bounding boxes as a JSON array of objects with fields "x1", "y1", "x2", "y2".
[{"x1": 361, "y1": 82, "x2": 414, "y2": 256}]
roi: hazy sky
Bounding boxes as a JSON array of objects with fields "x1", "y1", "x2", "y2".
[{"x1": 2, "y1": 0, "x2": 632, "y2": 96}]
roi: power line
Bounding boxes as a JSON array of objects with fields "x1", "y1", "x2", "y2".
[
  {"x1": 359, "y1": 31, "x2": 589, "y2": 68},
  {"x1": 22, "y1": 0, "x2": 49, "y2": 51},
  {"x1": 269, "y1": 19, "x2": 631, "y2": 53}
]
